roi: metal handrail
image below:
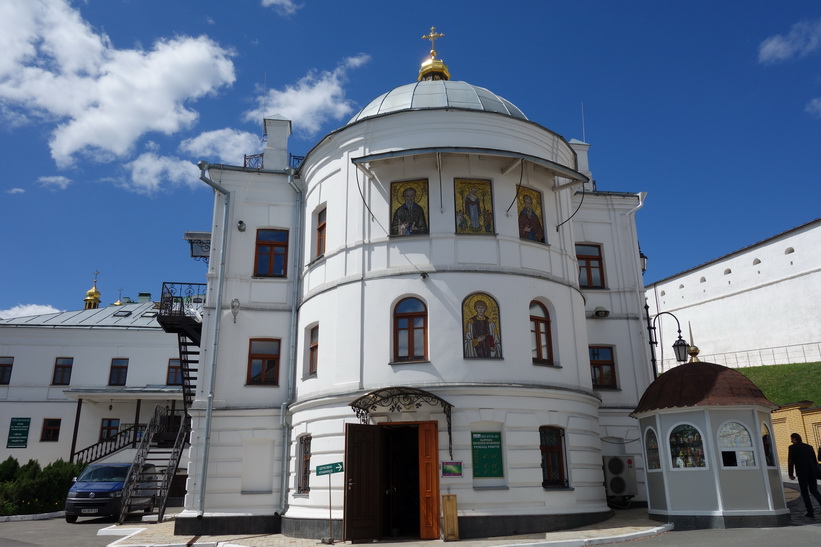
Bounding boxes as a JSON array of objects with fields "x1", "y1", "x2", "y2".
[
  {"x1": 156, "y1": 414, "x2": 191, "y2": 522},
  {"x1": 118, "y1": 406, "x2": 165, "y2": 523},
  {"x1": 71, "y1": 425, "x2": 141, "y2": 464}
]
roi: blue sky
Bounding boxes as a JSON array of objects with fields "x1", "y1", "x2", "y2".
[{"x1": 2, "y1": 0, "x2": 820, "y2": 317}]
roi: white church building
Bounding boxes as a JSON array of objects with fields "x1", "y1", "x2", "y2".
[{"x1": 175, "y1": 38, "x2": 653, "y2": 540}]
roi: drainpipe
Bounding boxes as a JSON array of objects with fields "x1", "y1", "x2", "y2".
[
  {"x1": 196, "y1": 160, "x2": 231, "y2": 517},
  {"x1": 280, "y1": 166, "x2": 302, "y2": 513}
]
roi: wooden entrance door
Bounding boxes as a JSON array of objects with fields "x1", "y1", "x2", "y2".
[
  {"x1": 343, "y1": 421, "x2": 440, "y2": 541},
  {"x1": 343, "y1": 423, "x2": 383, "y2": 542},
  {"x1": 418, "y1": 421, "x2": 440, "y2": 539}
]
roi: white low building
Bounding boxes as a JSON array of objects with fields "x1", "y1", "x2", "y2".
[
  {"x1": 178, "y1": 44, "x2": 653, "y2": 541},
  {"x1": 646, "y1": 217, "x2": 821, "y2": 373},
  {"x1": 0, "y1": 288, "x2": 186, "y2": 470}
]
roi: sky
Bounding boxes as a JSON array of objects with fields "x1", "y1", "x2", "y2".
[{"x1": 2, "y1": 0, "x2": 821, "y2": 318}]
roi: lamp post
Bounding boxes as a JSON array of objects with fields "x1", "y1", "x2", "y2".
[{"x1": 644, "y1": 301, "x2": 689, "y2": 378}]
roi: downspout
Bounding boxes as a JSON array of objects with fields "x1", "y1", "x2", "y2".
[
  {"x1": 196, "y1": 160, "x2": 231, "y2": 517},
  {"x1": 626, "y1": 192, "x2": 650, "y2": 383},
  {"x1": 280, "y1": 167, "x2": 302, "y2": 513}
]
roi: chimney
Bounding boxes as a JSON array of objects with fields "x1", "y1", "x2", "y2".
[
  {"x1": 569, "y1": 139, "x2": 595, "y2": 192},
  {"x1": 137, "y1": 292, "x2": 151, "y2": 303},
  {"x1": 262, "y1": 117, "x2": 292, "y2": 171}
]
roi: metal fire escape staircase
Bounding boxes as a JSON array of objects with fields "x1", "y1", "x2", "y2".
[
  {"x1": 118, "y1": 282, "x2": 206, "y2": 522},
  {"x1": 118, "y1": 406, "x2": 190, "y2": 523},
  {"x1": 157, "y1": 282, "x2": 206, "y2": 415}
]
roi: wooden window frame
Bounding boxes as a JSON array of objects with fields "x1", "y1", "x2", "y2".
[
  {"x1": 166, "y1": 358, "x2": 182, "y2": 386},
  {"x1": 316, "y1": 208, "x2": 326, "y2": 258},
  {"x1": 0, "y1": 357, "x2": 12, "y2": 385},
  {"x1": 539, "y1": 426, "x2": 568, "y2": 488},
  {"x1": 247, "y1": 338, "x2": 281, "y2": 386},
  {"x1": 254, "y1": 229, "x2": 289, "y2": 277},
  {"x1": 297, "y1": 435, "x2": 312, "y2": 494},
  {"x1": 40, "y1": 418, "x2": 61, "y2": 442},
  {"x1": 100, "y1": 418, "x2": 120, "y2": 442},
  {"x1": 393, "y1": 297, "x2": 428, "y2": 362},
  {"x1": 308, "y1": 326, "x2": 319, "y2": 376},
  {"x1": 576, "y1": 243, "x2": 606, "y2": 288},
  {"x1": 589, "y1": 346, "x2": 617, "y2": 388},
  {"x1": 52, "y1": 357, "x2": 73, "y2": 385},
  {"x1": 108, "y1": 358, "x2": 129, "y2": 386},
  {"x1": 529, "y1": 301, "x2": 553, "y2": 365}
]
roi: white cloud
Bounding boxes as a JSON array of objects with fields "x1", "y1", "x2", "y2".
[
  {"x1": 0, "y1": 303, "x2": 61, "y2": 319},
  {"x1": 123, "y1": 153, "x2": 200, "y2": 194},
  {"x1": 0, "y1": 0, "x2": 236, "y2": 167},
  {"x1": 37, "y1": 175, "x2": 71, "y2": 190},
  {"x1": 805, "y1": 98, "x2": 821, "y2": 117},
  {"x1": 180, "y1": 129, "x2": 263, "y2": 165},
  {"x1": 7, "y1": 188, "x2": 25, "y2": 194},
  {"x1": 261, "y1": 0, "x2": 302, "y2": 16},
  {"x1": 244, "y1": 54, "x2": 370, "y2": 137},
  {"x1": 759, "y1": 19, "x2": 821, "y2": 63}
]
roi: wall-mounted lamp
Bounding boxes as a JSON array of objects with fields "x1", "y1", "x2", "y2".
[
  {"x1": 644, "y1": 302, "x2": 690, "y2": 378},
  {"x1": 237, "y1": 220, "x2": 246, "y2": 232},
  {"x1": 231, "y1": 298, "x2": 241, "y2": 323},
  {"x1": 184, "y1": 231, "x2": 212, "y2": 264},
  {"x1": 109, "y1": 400, "x2": 113, "y2": 412},
  {"x1": 639, "y1": 250, "x2": 648, "y2": 274},
  {"x1": 420, "y1": 272, "x2": 428, "y2": 280}
]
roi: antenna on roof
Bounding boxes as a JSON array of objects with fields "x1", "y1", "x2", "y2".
[{"x1": 581, "y1": 102, "x2": 586, "y2": 142}]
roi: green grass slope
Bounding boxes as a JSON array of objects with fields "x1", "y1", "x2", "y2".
[{"x1": 735, "y1": 361, "x2": 821, "y2": 407}]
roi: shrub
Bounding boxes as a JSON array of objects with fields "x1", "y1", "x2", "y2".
[
  {"x1": 0, "y1": 456, "x2": 19, "y2": 483},
  {"x1": 0, "y1": 459, "x2": 85, "y2": 516}
]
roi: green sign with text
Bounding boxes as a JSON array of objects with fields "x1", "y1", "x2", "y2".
[
  {"x1": 7, "y1": 417, "x2": 31, "y2": 448},
  {"x1": 471, "y1": 431, "x2": 503, "y2": 478},
  {"x1": 316, "y1": 462, "x2": 344, "y2": 476}
]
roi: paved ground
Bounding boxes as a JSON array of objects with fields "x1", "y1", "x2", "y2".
[
  {"x1": 0, "y1": 483, "x2": 816, "y2": 547},
  {"x1": 99, "y1": 483, "x2": 813, "y2": 547}
]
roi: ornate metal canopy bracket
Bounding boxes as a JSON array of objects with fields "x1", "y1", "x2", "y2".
[{"x1": 349, "y1": 386, "x2": 454, "y2": 459}]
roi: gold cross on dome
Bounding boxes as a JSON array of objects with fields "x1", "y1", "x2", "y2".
[{"x1": 422, "y1": 26, "x2": 445, "y2": 59}]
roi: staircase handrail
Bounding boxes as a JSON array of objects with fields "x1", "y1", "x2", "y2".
[
  {"x1": 71, "y1": 424, "x2": 141, "y2": 464},
  {"x1": 118, "y1": 405, "x2": 166, "y2": 524},
  {"x1": 156, "y1": 414, "x2": 191, "y2": 522}
]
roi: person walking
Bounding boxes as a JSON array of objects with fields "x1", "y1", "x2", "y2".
[{"x1": 788, "y1": 432, "x2": 821, "y2": 518}]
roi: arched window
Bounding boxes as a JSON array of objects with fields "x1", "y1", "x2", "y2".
[
  {"x1": 529, "y1": 301, "x2": 553, "y2": 365},
  {"x1": 394, "y1": 297, "x2": 427, "y2": 362},
  {"x1": 645, "y1": 428, "x2": 661, "y2": 470},
  {"x1": 669, "y1": 424, "x2": 706, "y2": 469},
  {"x1": 718, "y1": 421, "x2": 755, "y2": 467}
]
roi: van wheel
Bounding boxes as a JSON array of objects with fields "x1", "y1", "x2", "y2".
[{"x1": 65, "y1": 515, "x2": 78, "y2": 523}]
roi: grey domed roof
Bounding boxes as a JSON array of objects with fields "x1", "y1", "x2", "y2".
[{"x1": 347, "y1": 80, "x2": 528, "y2": 124}]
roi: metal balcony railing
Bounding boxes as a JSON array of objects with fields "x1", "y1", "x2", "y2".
[
  {"x1": 244, "y1": 153, "x2": 263, "y2": 169},
  {"x1": 158, "y1": 282, "x2": 207, "y2": 321}
]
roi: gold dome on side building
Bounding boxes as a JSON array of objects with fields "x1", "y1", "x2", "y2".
[{"x1": 83, "y1": 272, "x2": 101, "y2": 310}]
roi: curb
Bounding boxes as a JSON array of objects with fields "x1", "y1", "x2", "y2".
[{"x1": 0, "y1": 510, "x2": 64, "y2": 523}]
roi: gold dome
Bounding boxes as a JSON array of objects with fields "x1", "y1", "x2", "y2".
[{"x1": 84, "y1": 272, "x2": 101, "y2": 310}]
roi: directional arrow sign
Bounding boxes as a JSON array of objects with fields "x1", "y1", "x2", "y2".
[{"x1": 316, "y1": 462, "x2": 344, "y2": 476}]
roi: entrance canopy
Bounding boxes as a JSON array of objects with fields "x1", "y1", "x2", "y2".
[{"x1": 349, "y1": 386, "x2": 453, "y2": 458}]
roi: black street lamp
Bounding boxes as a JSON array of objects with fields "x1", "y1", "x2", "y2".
[{"x1": 644, "y1": 301, "x2": 689, "y2": 378}]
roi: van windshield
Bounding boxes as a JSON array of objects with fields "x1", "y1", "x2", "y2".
[{"x1": 77, "y1": 465, "x2": 129, "y2": 482}]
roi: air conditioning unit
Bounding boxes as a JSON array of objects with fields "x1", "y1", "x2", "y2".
[{"x1": 603, "y1": 456, "x2": 637, "y2": 498}]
